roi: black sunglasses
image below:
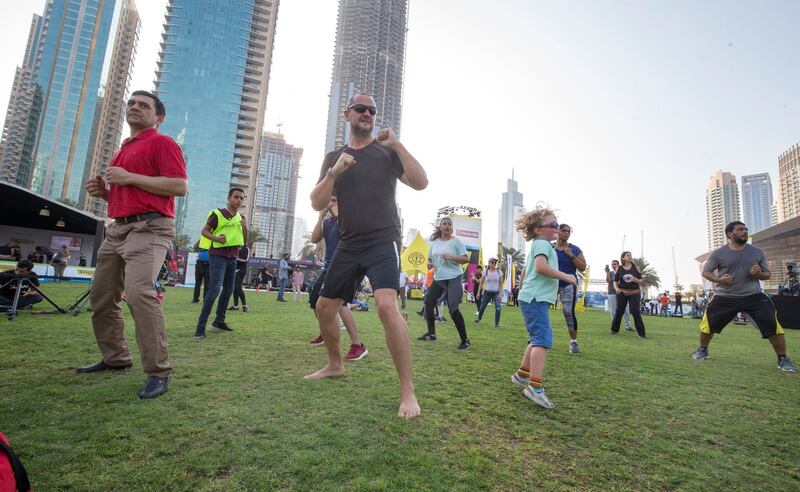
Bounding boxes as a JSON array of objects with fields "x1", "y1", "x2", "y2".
[{"x1": 347, "y1": 104, "x2": 377, "y2": 115}]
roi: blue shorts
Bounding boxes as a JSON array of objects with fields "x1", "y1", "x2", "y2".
[{"x1": 519, "y1": 300, "x2": 553, "y2": 349}]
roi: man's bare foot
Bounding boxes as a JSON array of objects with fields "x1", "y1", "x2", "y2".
[
  {"x1": 303, "y1": 365, "x2": 345, "y2": 380},
  {"x1": 398, "y1": 394, "x2": 421, "y2": 418}
]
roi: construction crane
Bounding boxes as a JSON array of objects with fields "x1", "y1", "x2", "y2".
[{"x1": 672, "y1": 247, "x2": 681, "y2": 292}]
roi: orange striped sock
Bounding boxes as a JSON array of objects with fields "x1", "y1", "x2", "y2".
[
  {"x1": 516, "y1": 366, "x2": 530, "y2": 381},
  {"x1": 528, "y1": 376, "x2": 543, "y2": 393}
]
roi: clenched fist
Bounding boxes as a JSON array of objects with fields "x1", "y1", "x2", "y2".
[
  {"x1": 330, "y1": 152, "x2": 356, "y2": 178},
  {"x1": 376, "y1": 128, "x2": 399, "y2": 149},
  {"x1": 85, "y1": 174, "x2": 108, "y2": 200},
  {"x1": 105, "y1": 166, "x2": 134, "y2": 186}
]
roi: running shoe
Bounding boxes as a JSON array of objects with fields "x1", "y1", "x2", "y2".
[
  {"x1": 522, "y1": 387, "x2": 555, "y2": 409},
  {"x1": 458, "y1": 339, "x2": 471, "y2": 350},
  {"x1": 242, "y1": 306, "x2": 248, "y2": 312},
  {"x1": 511, "y1": 373, "x2": 528, "y2": 388},
  {"x1": 691, "y1": 347, "x2": 709, "y2": 360},
  {"x1": 228, "y1": 306, "x2": 239, "y2": 311},
  {"x1": 309, "y1": 335, "x2": 324, "y2": 346},
  {"x1": 211, "y1": 321, "x2": 234, "y2": 332},
  {"x1": 625, "y1": 326, "x2": 634, "y2": 332},
  {"x1": 778, "y1": 356, "x2": 797, "y2": 373},
  {"x1": 417, "y1": 333, "x2": 437, "y2": 341},
  {"x1": 345, "y1": 343, "x2": 368, "y2": 361},
  {"x1": 569, "y1": 340, "x2": 580, "y2": 353}
]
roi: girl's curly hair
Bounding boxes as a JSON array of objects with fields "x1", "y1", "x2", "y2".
[{"x1": 514, "y1": 204, "x2": 556, "y2": 241}]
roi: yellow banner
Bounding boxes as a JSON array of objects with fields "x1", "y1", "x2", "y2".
[{"x1": 401, "y1": 232, "x2": 430, "y2": 275}]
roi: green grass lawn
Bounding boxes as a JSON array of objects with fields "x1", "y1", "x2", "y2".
[{"x1": 1, "y1": 283, "x2": 799, "y2": 491}]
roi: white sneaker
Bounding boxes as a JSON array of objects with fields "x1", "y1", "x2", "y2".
[
  {"x1": 511, "y1": 373, "x2": 528, "y2": 388},
  {"x1": 523, "y1": 386, "x2": 555, "y2": 409}
]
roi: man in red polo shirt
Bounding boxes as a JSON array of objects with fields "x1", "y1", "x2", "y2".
[{"x1": 77, "y1": 90, "x2": 187, "y2": 400}]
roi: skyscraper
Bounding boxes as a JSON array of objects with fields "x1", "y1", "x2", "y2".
[
  {"x1": 0, "y1": 12, "x2": 47, "y2": 184},
  {"x1": 706, "y1": 170, "x2": 741, "y2": 250},
  {"x1": 498, "y1": 170, "x2": 526, "y2": 253},
  {"x1": 0, "y1": 0, "x2": 140, "y2": 209},
  {"x1": 83, "y1": 0, "x2": 140, "y2": 216},
  {"x1": 740, "y1": 173, "x2": 773, "y2": 234},
  {"x1": 154, "y1": 0, "x2": 279, "y2": 239},
  {"x1": 252, "y1": 131, "x2": 302, "y2": 258},
  {"x1": 777, "y1": 143, "x2": 800, "y2": 223},
  {"x1": 324, "y1": 0, "x2": 408, "y2": 152}
]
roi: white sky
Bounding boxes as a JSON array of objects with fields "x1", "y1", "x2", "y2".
[{"x1": 2, "y1": 0, "x2": 799, "y2": 290}]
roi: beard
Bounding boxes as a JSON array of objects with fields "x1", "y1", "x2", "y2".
[
  {"x1": 731, "y1": 234, "x2": 748, "y2": 245},
  {"x1": 350, "y1": 121, "x2": 373, "y2": 139}
]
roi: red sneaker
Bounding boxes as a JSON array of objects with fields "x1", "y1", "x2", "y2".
[
  {"x1": 309, "y1": 335, "x2": 325, "y2": 346},
  {"x1": 345, "y1": 343, "x2": 368, "y2": 361}
]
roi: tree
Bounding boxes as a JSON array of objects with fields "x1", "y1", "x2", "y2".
[
  {"x1": 57, "y1": 197, "x2": 79, "y2": 208},
  {"x1": 174, "y1": 233, "x2": 191, "y2": 251},
  {"x1": 299, "y1": 241, "x2": 318, "y2": 261},
  {"x1": 247, "y1": 228, "x2": 266, "y2": 246},
  {"x1": 633, "y1": 256, "x2": 661, "y2": 294},
  {"x1": 499, "y1": 246, "x2": 526, "y2": 275}
]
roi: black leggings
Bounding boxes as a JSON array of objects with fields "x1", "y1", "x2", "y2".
[
  {"x1": 611, "y1": 293, "x2": 645, "y2": 336},
  {"x1": 424, "y1": 277, "x2": 468, "y2": 342},
  {"x1": 232, "y1": 268, "x2": 247, "y2": 307}
]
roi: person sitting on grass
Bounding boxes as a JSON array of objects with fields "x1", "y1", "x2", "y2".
[
  {"x1": 509, "y1": 206, "x2": 577, "y2": 410},
  {"x1": 0, "y1": 259, "x2": 43, "y2": 311},
  {"x1": 348, "y1": 292, "x2": 369, "y2": 311}
]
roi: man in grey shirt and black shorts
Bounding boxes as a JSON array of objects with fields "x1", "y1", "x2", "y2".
[{"x1": 691, "y1": 221, "x2": 796, "y2": 372}]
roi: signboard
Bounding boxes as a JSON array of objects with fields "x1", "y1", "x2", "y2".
[{"x1": 448, "y1": 215, "x2": 482, "y2": 250}]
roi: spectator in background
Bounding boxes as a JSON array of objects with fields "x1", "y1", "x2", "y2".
[
  {"x1": 229, "y1": 242, "x2": 250, "y2": 312},
  {"x1": 659, "y1": 292, "x2": 670, "y2": 317},
  {"x1": 292, "y1": 265, "x2": 305, "y2": 301},
  {"x1": 674, "y1": 291, "x2": 683, "y2": 316},
  {"x1": 51, "y1": 245, "x2": 70, "y2": 280},
  {"x1": 398, "y1": 269, "x2": 408, "y2": 310},
  {"x1": 0, "y1": 259, "x2": 43, "y2": 310},
  {"x1": 277, "y1": 253, "x2": 290, "y2": 302}
]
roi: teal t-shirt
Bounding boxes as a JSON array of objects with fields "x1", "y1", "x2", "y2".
[
  {"x1": 429, "y1": 237, "x2": 468, "y2": 281},
  {"x1": 517, "y1": 239, "x2": 559, "y2": 305}
]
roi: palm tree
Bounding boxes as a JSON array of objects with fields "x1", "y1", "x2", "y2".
[
  {"x1": 633, "y1": 256, "x2": 660, "y2": 294},
  {"x1": 499, "y1": 246, "x2": 526, "y2": 275},
  {"x1": 299, "y1": 241, "x2": 317, "y2": 261},
  {"x1": 247, "y1": 228, "x2": 266, "y2": 246}
]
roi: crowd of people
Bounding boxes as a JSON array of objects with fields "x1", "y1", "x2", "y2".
[{"x1": 19, "y1": 88, "x2": 787, "y2": 421}]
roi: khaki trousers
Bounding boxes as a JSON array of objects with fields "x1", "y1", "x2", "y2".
[{"x1": 90, "y1": 217, "x2": 175, "y2": 377}]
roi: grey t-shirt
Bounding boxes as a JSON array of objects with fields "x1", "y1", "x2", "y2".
[{"x1": 704, "y1": 244, "x2": 768, "y2": 297}]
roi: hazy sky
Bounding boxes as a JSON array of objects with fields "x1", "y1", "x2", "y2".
[{"x1": 2, "y1": 0, "x2": 799, "y2": 290}]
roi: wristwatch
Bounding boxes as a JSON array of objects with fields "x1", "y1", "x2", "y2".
[{"x1": 326, "y1": 167, "x2": 338, "y2": 180}]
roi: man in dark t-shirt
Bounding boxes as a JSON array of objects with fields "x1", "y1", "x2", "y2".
[
  {"x1": 307, "y1": 93, "x2": 428, "y2": 419},
  {"x1": 691, "y1": 221, "x2": 796, "y2": 372}
]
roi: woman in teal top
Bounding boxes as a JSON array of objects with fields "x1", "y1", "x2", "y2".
[{"x1": 417, "y1": 217, "x2": 471, "y2": 349}]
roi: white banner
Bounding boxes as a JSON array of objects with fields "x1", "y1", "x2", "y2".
[{"x1": 183, "y1": 252, "x2": 198, "y2": 286}]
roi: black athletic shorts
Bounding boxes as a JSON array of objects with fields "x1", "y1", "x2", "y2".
[
  {"x1": 320, "y1": 240, "x2": 401, "y2": 302},
  {"x1": 700, "y1": 293, "x2": 785, "y2": 339},
  {"x1": 309, "y1": 270, "x2": 348, "y2": 309}
]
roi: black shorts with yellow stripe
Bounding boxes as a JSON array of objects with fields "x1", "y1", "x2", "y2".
[{"x1": 700, "y1": 293, "x2": 785, "y2": 339}]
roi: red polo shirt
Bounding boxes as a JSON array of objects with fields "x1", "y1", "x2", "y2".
[{"x1": 107, "y1": 128, "x2": 187, "y2": 218}]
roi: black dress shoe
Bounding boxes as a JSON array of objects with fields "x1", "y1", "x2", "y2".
[
  {"x1": 138, "y1": 376, "x2": 169, "y2": 399},
  {"x1": 417, "y1": 333, "x2": 437, "y2": 341},
  {"x1": 212, "y1": 321, "x2": 233, "y2": 332},
  {"x1": 75, "y1": 360, "x2": 132, "y2": 374}
]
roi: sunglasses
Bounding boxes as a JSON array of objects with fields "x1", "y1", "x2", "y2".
[
  {"x1": 539, "y1": 221, "x2": 559, "y2": 229},
  {"x1": 347, "y1": 104, "x2": 377, "y2": 115}
]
